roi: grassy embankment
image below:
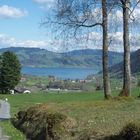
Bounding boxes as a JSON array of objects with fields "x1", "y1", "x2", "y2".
[{"x1": 0, "y1": 87, "x2": 140, "y2": 140}]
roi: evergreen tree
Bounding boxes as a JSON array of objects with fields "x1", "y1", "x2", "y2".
[{"x1": 0, "y1": 51, "x2": 21, "y2": 94}]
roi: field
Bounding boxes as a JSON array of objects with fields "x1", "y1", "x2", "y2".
[{"x1": 0, "y1": 88, "x2": 140, "y2": 140}]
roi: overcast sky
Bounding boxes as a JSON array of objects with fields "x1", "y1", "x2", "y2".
[{"x1": 0, "y1": 0, "x2": 140, "y2": 52}]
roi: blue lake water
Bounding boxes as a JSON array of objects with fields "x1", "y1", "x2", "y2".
[{"x1": 22, "y1": 67, "x2": 98, "y2": 79}]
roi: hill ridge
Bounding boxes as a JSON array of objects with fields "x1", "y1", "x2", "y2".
[
  {"x1": 0, "y1": 47, "x2": 123, "y2": 70},
  {"x1": 110, "y1": 49, "x2": 140, "y2": 75}
]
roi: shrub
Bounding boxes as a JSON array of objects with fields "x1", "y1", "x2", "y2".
[
  {"x1": 119, "y1": 122, "x2": 140, "y2": 140},
  {"x1": 11, "y1": 104, "x2": 77, "y2": 140},
  {"x1": 103, "y1": 122, "x2": 140, "y2": 140}
]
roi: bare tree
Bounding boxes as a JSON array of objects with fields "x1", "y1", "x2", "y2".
[
  {"x1": 102, "y1": 0, "x2": 111, "y2": 98},
  {"x1": 109, "y1": 0, "x2": 140, "y2": 97},
  {"x1": 119, "y1": 0, "x2": 140, "y2": 96},
  {"x1": 119, "y1": 0, "x2": 131, "y2": 96},
  {"x1": 42, "y1": 0, "x2": 112, "y2": 99}
]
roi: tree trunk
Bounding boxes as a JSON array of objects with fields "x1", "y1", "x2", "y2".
[
  {"x1": 120, "y1": 0, "x2": 131, "y2": 96},
  {"x1": 102, "y1": 0, "x2": 111, "y2": 99}
]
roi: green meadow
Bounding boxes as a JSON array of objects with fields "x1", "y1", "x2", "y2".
[{"x1": 0, "y1": 88, "x2": 140, "y2": 140}]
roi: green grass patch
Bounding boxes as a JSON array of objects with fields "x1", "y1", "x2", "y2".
[
  {"x1": 0, "y1": 88, "x2": 140, "y2": 139},
  {"x1": 0, "y1": 120, "x2": 25, "y2": 140}
]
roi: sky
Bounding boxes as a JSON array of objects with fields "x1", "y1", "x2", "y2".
[
  {"x1": 0, "y1": 0, "x2": 140, "y2": 52},
  {"x1": 0, "y1": 0, "x2": 56, "y2": 51},
  {"x1": 0, "y1": 0, "x2": 44, "y2": 40}
]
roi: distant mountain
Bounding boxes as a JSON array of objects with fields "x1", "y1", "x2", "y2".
[
  {"x1": 110, "y1": 49, "x2": 140, "y2": 76},
  {"x1": 0, "y1": 47, "x2": 123, "y2": 70}
]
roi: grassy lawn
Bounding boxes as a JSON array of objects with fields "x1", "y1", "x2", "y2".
[{"x1": 0, "y1": 88, "x2": 140, "y2": 140}]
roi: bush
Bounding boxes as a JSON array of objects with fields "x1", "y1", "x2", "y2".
[
  {"x1": 103, "y1": 122, "x2": 140, "y2": 140},
  {"x1": 119, "y1": 122, "x2": 140, "y2": 140},
  {"x1": 11, "y1": 104, "x2": 77, "y2": 140}
]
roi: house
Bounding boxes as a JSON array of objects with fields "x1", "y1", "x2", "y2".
[
  {"x1": 10, "y1": 90, "x2": 15, "y2": 94},
  {"x1": 14, "y1": 87, "x2": 31, "y2": 94},
  {"x1": 48, "y1": 75, "x2": 57, "y2": 81},
  {"x1": 20, "y1": 77, "x2": 26, "y2": 82}
]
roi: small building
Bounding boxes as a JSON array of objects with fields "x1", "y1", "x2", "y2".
[
  {"x1": 14, "y1": 87, "x2": 31, "y2": 94},
  {"x1": 20, "y1": 77, "x2": 26, "y2": 82},
  {"x1": 48, "y1": 75, "x2": 57, "y2": 81}
]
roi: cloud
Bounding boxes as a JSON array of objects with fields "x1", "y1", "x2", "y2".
[
  {"x1": 0, "y1": 33, "x2": 140, "y2": 52},
  {"x1": 33, "y1": 0, "x2": 55, "y2": 10},
  {"x1": 131, "y1": 5, "x2": 140, "y2": 22},
  {"x1": 33, "y1": 0, "x2": 54, "y2": 4},
  {"x1": 81, "y1": 31, "x2": 140, "y2": 52},
  {"x1": 0, "y1": 34, "x2": 63, "y2": 52},
  {"x1": 0, "y1": 5, "x2": 28, "y2": 19},
  {"x1": 0, "y1": 34, "x2": 47, "y2": 48}
]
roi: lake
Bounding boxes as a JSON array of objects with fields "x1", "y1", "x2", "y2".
[{"x1": 22, "y1": 67, "x2": 98, "y2": 80}]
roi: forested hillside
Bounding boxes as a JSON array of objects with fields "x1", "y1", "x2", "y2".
[
  {"x1": 0, "y1": 47, "x2": 123, "y2": 70},
  {"x1": 110, "y1": 49, "x2": 140, "y2": 76}
]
